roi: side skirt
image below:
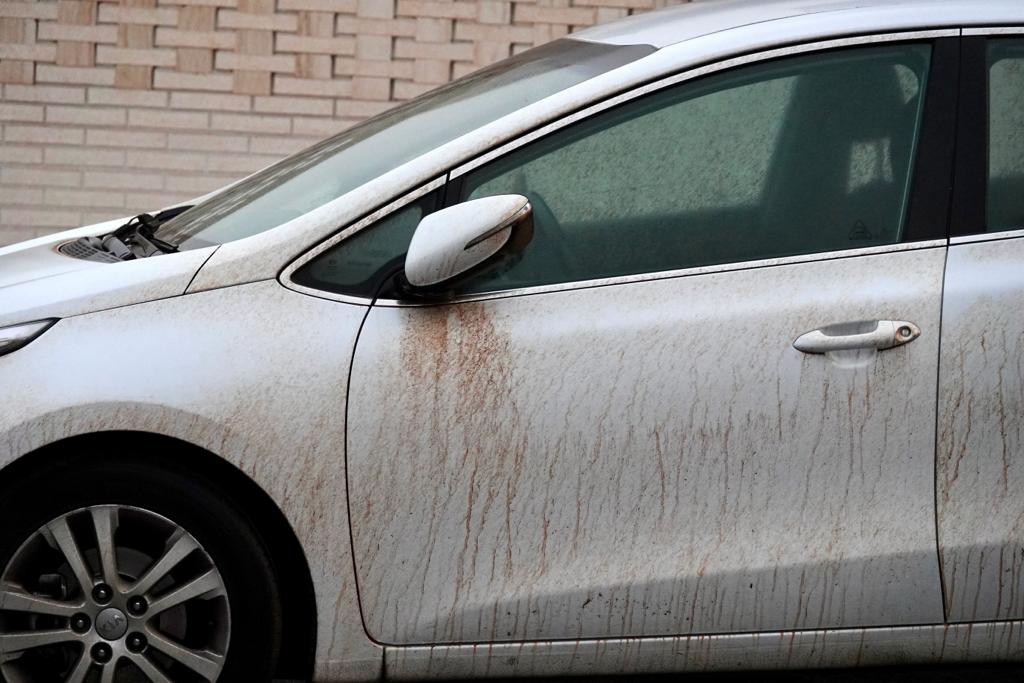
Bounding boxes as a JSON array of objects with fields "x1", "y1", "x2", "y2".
[{"x1": 383, "y1": 621, "x2": 1024, "y2": 680}]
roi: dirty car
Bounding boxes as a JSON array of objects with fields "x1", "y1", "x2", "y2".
[{"x1": 1, "y1": 0, "x2": 1024, "y2": 681}]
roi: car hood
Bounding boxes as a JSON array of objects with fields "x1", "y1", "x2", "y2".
[{"x1": 0, "y1": 220, "x2": 218, "y2": 328}]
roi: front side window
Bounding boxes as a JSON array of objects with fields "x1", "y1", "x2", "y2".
[
  {"x1": 451, "y1": 43, "x2": 931, "y2": 294},
  {"x1": 988, "y1": 39, "x2": 1024, "y2": 232}
]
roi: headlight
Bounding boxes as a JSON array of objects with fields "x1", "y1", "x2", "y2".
[{"x1": 0, "y1": 319, "x2": 57, "y2": 357}]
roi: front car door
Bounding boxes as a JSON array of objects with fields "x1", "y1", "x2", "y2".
[
  {"x1": 938, "y1": 32, "x2": 1024, "y2": 622},
  {"x1": 338, "y1": 34, "x2": 957, "y2": 645}
]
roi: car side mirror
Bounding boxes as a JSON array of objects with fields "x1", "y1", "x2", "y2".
[{"x1": 403, "y1": 194, "x2": 533, "y2": 291}]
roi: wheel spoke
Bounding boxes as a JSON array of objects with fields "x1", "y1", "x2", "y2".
[
  {"x1": 132, "y1": 529, "x2": 198, "y2": 597},
  {"x1": 0, "y1": 583, "x2": 82, "y2": 617},
  {"x1": 91, "y1": 506, "x2": 120, "y2": 589},
  {"x1": 147, "y1": 569, "x2": 225, "y2": 616},
  {"x1": 0, "y1": 628, "x2": 78, "y2": 662},
  {"x1": 44, "y1": 517, "x2": 94, "y2": 596},
  {"x1": 146, "y1": 628, "x2": 224, "y2": 680},
  {"x1": 98, "y1": 659, "x2": 117, "y2": 683},
  {"x1": 130, "y1": 653, "x2": 173, "y2": 683},
  {"x1": 64, "y1": 651, "x2": 92, "y2": 683}
]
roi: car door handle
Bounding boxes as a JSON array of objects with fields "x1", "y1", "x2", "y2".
[{"x1": 793, "y1": 320, "x2": 921, "y2": 354}]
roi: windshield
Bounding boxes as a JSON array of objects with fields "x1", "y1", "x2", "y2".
[{"x1": 158, "y1": 38, "x2": 655, "y2": 248}]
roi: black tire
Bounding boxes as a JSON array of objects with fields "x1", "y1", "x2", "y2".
[{"x1": 0, "y1": 451, "x2": 283, "y2": 682}]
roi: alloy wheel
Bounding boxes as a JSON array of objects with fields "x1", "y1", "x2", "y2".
[{"x1": 0, "y1": 505, "x2": 230, "y2": 682}]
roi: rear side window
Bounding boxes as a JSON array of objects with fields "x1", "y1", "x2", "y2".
[
  {"x1": 988, "y1": 40, "x2": 1024, "y2": 232},
  {"x1": 452, "y1": 44, "x2": 932, "y2": 294}
]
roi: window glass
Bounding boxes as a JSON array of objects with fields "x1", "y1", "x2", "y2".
[
  {"x1": 156, "y1": 39, "x2": 654, "y2": 249},
  {"x1": 292, "y1": 195, "x2": 433, "y2": 298},
  {"x1": 988, "y1": 40, "x2": 1024, "y2": 231},
  {"x1": 453, "y1": 44, "x2": 931, "y2": 294}
]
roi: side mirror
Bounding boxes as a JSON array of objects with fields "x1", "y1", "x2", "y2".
[{"x1": 403, "y1": 194, "x2": 533, "y2": 290}]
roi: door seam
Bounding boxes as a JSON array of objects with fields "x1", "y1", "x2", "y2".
[{"x1": 933, "y1": 243, "x2": 951, "y2": 623}]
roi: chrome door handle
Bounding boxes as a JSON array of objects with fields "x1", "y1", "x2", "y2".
[{"x1": 794, "y1": 320, "x2": 921, "y2": 354}]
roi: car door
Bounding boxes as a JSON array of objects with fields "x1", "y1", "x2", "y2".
[
  {"x1": 343, "y1": 36, "x2": 957, "y2": 645},
  {"x1": 938, "y1": 33, "x2": 1024, "y2": 623}
]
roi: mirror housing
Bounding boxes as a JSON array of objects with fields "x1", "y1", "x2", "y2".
[{"x1": 403, "y1": 194, "x2": 533, "y2": 290}]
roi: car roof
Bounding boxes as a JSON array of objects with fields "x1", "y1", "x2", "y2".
[{"x1": 574, "y1": 0, "x2": 1023, "y2": 49}]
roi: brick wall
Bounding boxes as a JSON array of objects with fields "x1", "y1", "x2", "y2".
[{"x1": 0, "y1": 0, "x2": 691, "y2": 246}]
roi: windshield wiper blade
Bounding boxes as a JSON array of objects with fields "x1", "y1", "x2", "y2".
[{"x1": 113, "y1": 213, "x2": 178, "y2": 255}]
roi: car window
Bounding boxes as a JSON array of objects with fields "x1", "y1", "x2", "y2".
[
  {"x1": 987, "y1": 40, "x2": 1024, "y2": 232},
  {"x1": 451, "y1": 43, "x2": 931, "y2": 294},
  {"x1": 156, "y1": 39, "x2": 654, "y2": 249},
  {"x1": 292, "y1": 193, "x2": 437, "y2": 299}
]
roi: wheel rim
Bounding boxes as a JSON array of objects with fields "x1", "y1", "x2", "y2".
[{"x1": 0, "y1": 505, "x2": 231, "y2": 682}]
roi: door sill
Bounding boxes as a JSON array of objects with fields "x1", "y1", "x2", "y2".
[{"x1": 382, "y1": 620, "x2": 1024, "y2": 680}]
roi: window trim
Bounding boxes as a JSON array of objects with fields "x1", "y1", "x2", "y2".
[
  {"x1": 963, "y1": 27, "x2": 1024, "y2": 37},
  {"x1": 951, "y1": 228, "x2": 1024, "y2": 245},
  {"x1": 384, "y1": 240, "x2": 948, "y2": 307},
  {"x1": 281, "y1": 29, "x2": 957, "y2": 307}
]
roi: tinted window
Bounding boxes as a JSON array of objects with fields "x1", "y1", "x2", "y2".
[
  {"x1": 453, "y1": 44, "x2": 931, "y2": 294},
  {"x1": 988, "y1": 40, "x2": 1024, "y2": 231}
]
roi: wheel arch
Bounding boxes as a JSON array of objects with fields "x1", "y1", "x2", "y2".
[{"x1": 0, "y1": 429, "x2": 317, "y2": 682}]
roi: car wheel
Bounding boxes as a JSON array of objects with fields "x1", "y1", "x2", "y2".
[{"x1": 0, "y1": 453, "x2": 283, "y2": 682}]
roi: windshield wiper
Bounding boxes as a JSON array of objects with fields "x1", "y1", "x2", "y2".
[
  {"x1": 68, "y1": 206, "x2": 194, "y2": 262},
  {"x1": 105, "y1": 212, "x2": 180, "y2": 259}
]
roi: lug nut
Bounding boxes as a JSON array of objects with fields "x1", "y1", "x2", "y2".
[
  {"x1": 91, "y1": 642, "x2": 113, "y2": 664},
  {"x1": 127, "y1": 596, "x2": 148, "y2": 616},
  {"x1": 126, "y1": 632, "x2": 148, "y2": 653},
  {"x1": 70, "y1": 613, "x2": 91, "y2": 634},
  {"x1": 92, "y1": 583, "x2": 113, "y2": 604}
]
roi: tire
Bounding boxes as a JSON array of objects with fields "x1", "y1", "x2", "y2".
[{"x1": 0, "y1": 451, "x2": 283, "y2": 682}]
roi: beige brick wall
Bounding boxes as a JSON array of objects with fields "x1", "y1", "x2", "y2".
[{"x1": 0, "y1": 0, "x2": 691, "y2": 246}]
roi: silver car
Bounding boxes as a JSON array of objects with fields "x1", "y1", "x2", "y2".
[{"x1": 2, "y1": 0, "x2": 1023, "y2": 681}]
